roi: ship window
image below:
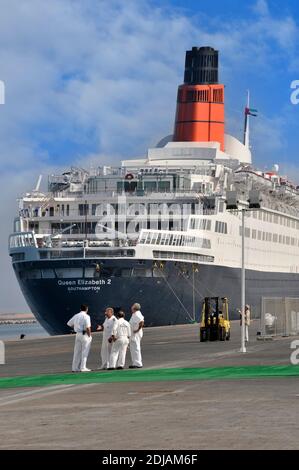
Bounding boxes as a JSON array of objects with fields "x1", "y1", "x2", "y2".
[
  {"x1": 79, "y1": 204, "x2": 89, "y2": 216},
  {"x1": 92, "y1": 204, "x2": 99, "y2": 216},
  {"x1": 41, "y1": 269, "x2": 55, "y2": 279},
  {"x1": 132, "y1": 268, "x2": 152, "y2": 277},
  {"x1": 158, "y1": 181, "x2": 171, "y2": 192},
  {"x1": 55, "y1": 268, "x2": 83, "y2": 278},
  {"x1": 199, "y1": 219, "x2": 211, "y2": 230},
  {"x1": 11, "y1": 253, "x2": 25, "y2": 262},
  {"x1": 153, "y1": 250, "x2": 214, "y2": 263},
  {"x1": 144, "y1": 181, "x2": 157, "y2": 192},
  {"x1": 215, "y1": 221, "x2": 227, "y2": 234},
  {"x1": 121, "y1": 269, "x2": 132, "y2": 277},
  {"x1": 124, "y1": 181, "x2": 137, "y2": 193},
  {"x1": 85, "y1": 267, "x2": 99, "y2": 278},
  {"x1": 160, "y1": 233, "x2": 167, "y2": 245},
  {"x1": 25, "y1": 270, "x2": 42, "y2": 279},
  {"x1": 143, "y1": 232, "x2": 150, "y2": 244}
]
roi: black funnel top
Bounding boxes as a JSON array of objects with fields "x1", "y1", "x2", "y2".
[{"x1": 183, "y1": 46, "x2": 219, "y2": 85}]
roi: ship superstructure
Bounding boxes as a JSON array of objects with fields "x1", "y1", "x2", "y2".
[{"x1": 9, "y1": 47, "x2": 299, "y2": 334}]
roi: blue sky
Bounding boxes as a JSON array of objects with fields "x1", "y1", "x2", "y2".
[{"x1": 0, "y1": 0, "x2": 298, "y2": 312}]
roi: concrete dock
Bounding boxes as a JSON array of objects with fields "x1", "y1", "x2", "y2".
[{"x1": 0, "y1": 320, "x2": 299, "y2": 450}]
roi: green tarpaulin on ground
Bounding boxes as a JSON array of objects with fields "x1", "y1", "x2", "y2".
[{"x1": 0, "y1": 364, "x2": 298, "y2": 389}]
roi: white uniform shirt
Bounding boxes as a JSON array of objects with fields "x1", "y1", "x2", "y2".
[
  {"x1": 112, "y1": 318, "x2": 131, "y2": 340},
  {"x1": 103, "y1": 315, "x2": 117, "y2": 338},
  {"x1": 67, "y1": 311, "x2": 91, "y2": 333},
  {"x1": 129, "y1": 310, "x2": 144, "y2": 337}
]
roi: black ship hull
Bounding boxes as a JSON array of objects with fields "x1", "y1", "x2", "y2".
[{"x1": 13, "y1": 258, "x2": 299, "y2": 335}]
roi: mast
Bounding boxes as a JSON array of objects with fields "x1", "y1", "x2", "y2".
[{"x1": 243, "y1": 90, "x2": 250, "y2": 148}]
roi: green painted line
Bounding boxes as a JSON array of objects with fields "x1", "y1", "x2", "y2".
[{"x1": 0, "y1": 365, "x2": 298, "y2": 389}]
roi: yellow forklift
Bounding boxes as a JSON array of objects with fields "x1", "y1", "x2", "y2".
[{"x1": 199, "y1": 297, "x2": 231, "y2": 342}]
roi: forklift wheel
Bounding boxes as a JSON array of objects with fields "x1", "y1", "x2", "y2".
[{"x1": 219, "y1": 327, "x2": 226, "y2": 341}]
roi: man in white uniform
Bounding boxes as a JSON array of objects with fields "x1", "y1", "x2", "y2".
[
  {"x1": 97, "y1": 307, "x2": 117, "y2": 369},
  {"x1": 239, "y1": 304, "x2": 251, "y2": 342},
  {"x1": 67, "y1": 304, "x2": 92, "y2": 372},
  {"x1": 129, "y1": 303, "x2": 144, "y2": 368},
  {"x1": 109, "y1": 311, "x2": 131, "y2": 369}
]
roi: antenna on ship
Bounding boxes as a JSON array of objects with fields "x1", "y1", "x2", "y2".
[
  {"x1": 243, "y1": 90, "x2": 258, "y2": 148},
  {"x1": 33, "y1": 174, "x2": 43, "y2": 192}
]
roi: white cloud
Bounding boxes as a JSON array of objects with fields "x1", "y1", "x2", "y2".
[
  {"x1": 253, "y1": 0, "x2": 270, "y2": 17},
  {"x1": 0, "y1": 0, "x2": 298, "y2": 312}
]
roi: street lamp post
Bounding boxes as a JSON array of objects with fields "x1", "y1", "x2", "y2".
[{"x1": 226, "y1": 190, "x2": 261, "y2": 354}]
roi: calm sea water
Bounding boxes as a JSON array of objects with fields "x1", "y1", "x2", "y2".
[{"x1": 0, "y1": 322, "x2": 49, "y2": 341}]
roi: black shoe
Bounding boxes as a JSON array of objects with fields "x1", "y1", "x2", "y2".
[
  {"x1": 116, "y1": 367, "x2": 124, "y2": 370},
  {"x1": 107, "y1": 367, "x2": 115, "y2": 370},
  {"x1": 129, "y1": 365, "x2": 143, "y2": 369}
]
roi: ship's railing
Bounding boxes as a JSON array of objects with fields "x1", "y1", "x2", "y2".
[
  {"x1": 23, "y1": 189, "x2": 212, "y2": 202},
  {"x1": 36, "y1": 237, "x2": 138, "y2": 249},
  {"x1": 38, "y1": 247, "x2": 136, "y2": 259}
]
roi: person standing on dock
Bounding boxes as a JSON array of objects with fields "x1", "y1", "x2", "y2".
[
  {"x1": 67, "y1": 304, "x2": 92, "y2": 372},
  {"x1": 97, "y1": 307, "x2": 117, "y2": 369},
  {"x1": 129, "y1": 303, "x2": 144, "y2": 369},
  {"x1": 109, "y1": 310, "x2": 131, "y2": 370},
  {"x1": 239, "y1": 304, "x2": 251, "y2": 342}
]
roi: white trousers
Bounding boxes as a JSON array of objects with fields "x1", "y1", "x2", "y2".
[
  {"x1": 72, "y1": 333, "x2": 92, "y2": 371},
  {"x1": 245, "y1": 325, "x2": 249, "y2": 342},
  {"x1": 101, "y1": 336, "x2": 113, "y2": 368},
  {"x1": 130, "y1": 333, "x2": 143, "y2": 367},
  {"x1": 110, "y1": 337, "x2": 129, "y2": 368}
]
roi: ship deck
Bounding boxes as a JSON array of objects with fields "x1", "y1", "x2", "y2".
[{"x1": 0, "y1": 321, "x2": 299, "y2": 450}]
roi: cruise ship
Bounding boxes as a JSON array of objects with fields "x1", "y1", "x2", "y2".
[{"x1": 8, "y1": 46, "x2": 299, "y2": 335}]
